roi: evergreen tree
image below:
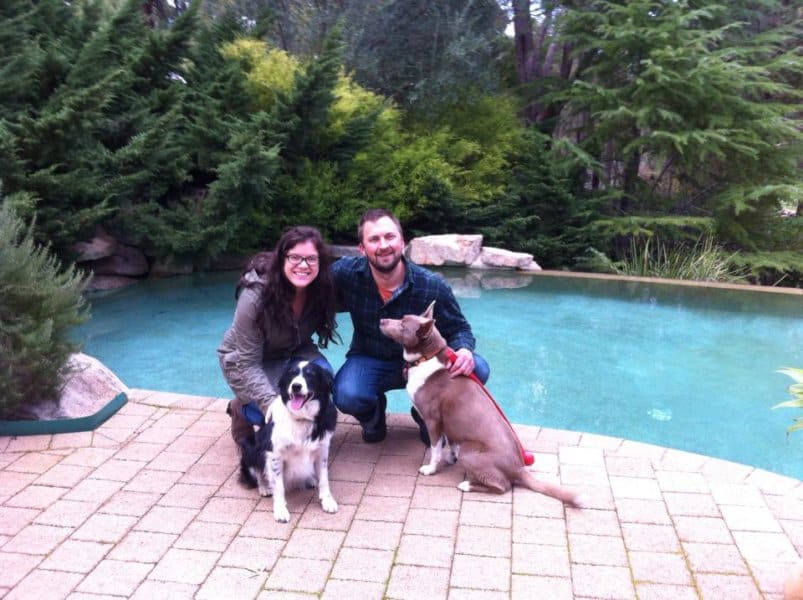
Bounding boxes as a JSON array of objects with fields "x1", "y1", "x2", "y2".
[
  {"x1": 550, "y1": 0, "x2": 802, "y2": 275},
  {"x1": 467, "y1": 130, "x2": 601, "y2": 267},
  {"x1": 0, "y1": 201, "x2": 90, "y2": 418}
]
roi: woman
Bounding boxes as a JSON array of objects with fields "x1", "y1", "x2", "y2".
[{"x1": 218, "y1": 226, "x2": 338, "y2": 442}]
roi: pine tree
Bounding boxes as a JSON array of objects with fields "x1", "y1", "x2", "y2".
[
  {"x1": 550, "y1": 0, "x2": 802, "y2": 275},
  {"x1": 0, "y1": 202, "x2": 90, "y2": 418},
  {"x1": 467, "y1": 130, "x2": 601, "y2": 267}
]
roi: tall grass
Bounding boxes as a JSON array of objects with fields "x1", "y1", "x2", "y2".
[{"x1": 618, "y1": 236, "x2": 747, "y2": 283}]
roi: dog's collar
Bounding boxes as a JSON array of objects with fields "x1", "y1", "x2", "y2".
[{"x1": 405, "y1": 345, "x2": 450, "y2": 369}]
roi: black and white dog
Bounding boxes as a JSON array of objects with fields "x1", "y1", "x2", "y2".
[{"x1": 238, "y1": 359, "x2": 338, "y2": 522}]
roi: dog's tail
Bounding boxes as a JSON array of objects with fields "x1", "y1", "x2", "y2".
[{"x1": 517, "y1": 469, "x2": 585, "y2": 507}]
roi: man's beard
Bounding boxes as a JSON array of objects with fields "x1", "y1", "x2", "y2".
[{"x1": 368, "y1": 250, "x2": 402, "y2": 274}]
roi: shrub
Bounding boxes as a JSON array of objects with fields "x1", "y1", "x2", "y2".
[
  {"x1": 0, "y1": 202, "x2": 90, "y2": 419},
  {"x1": 617, "y1": 236, "x2": 747, "y2": 283},
  {"x1": 773, "y1": 368, "x2": 803, "y2": 436}
]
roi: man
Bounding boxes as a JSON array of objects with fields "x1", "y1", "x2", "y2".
[{"x1": 332, "y1": 208, "x2": 490, "y2": 443}]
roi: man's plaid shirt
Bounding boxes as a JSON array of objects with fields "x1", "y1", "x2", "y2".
[{"x1": 332, "y1": 256, "x2": 477, "y2": 361}]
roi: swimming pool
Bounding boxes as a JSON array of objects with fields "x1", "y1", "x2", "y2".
[{"x1": 73, "y1": 269, "x2": 803, "y2": 479}]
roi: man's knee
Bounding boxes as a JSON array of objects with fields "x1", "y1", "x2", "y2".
[
  {"x1": 473, "y1": 353, "x2": 491, "y2": 384},
  {"x1": 335, "y1": 372, "x2": 384, "y2": 418}
]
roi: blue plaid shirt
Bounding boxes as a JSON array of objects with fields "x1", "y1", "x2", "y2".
[{"x1": 332, "y1": 256, "x2": 477, "y2": 361}]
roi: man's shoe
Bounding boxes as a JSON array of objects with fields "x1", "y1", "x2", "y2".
[
  {"x1": 361, "y1": 393, "x2": 387, "y2": 443},
  {"x1": 410, "y1": 406, "x2": 431, "y2": 446}
]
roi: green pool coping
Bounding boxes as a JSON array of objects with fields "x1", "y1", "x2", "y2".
[{"x1": 0, "y1": 392, "x2": 128, "y2": 437}]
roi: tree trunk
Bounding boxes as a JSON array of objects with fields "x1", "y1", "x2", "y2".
[{"x1": 513, "y1": 0, "x2": 536, "y2": 84}]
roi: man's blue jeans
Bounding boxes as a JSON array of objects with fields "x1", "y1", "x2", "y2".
[{"x1": 333, "y1": 353, "x2": 490, "y2": 433}]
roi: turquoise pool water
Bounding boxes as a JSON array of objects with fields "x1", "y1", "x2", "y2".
[{"x1": 74, "y1": 269, "x2": 803, "y2": 479}]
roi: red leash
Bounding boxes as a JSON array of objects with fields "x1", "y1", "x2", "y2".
[{"x1": 445, "y1": 348, "x2": 535, "y2": 466}]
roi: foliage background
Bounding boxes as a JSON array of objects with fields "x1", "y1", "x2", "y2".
[{"x1": 0, "y1": 0, "x2": 800, "y2": 284}]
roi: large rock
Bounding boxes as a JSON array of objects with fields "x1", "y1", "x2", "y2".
[
  {"x1": 72, "y1": 229, "x2": 118, "y2": 262},
  {"x1": 30, "y1": 353, "x2": 129, "y2": 419},
  {"x1": 470, "y1": 246, "x2": 540, "y2": 270},
  {"x1": 89, "y1": 244, "x2": 149, "y2": 276},
  {"x1": 86, "y1": 275, "x2": 141, "y2": 292},
  {"x1": 407, "y1": 234, "x2": 483, "y2": 266},
  {"x1": 149, "y1": 255, "x2": 194, "y2": 277}
]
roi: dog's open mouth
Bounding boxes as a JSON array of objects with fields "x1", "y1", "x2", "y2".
[{"x1": 289, "y1": 393, "x2": 310, "y2": 411}]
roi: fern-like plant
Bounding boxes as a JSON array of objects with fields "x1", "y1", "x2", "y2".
[
  {"x1": 773, "y1": 368, "x2": 803, "y2": 435},
  {"x1": 0, "y1": 202, "x2": 90, "y2": 419}
]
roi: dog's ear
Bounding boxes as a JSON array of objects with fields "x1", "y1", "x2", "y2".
[
  {"x1": 421, "y1": 301, "x2": 435, "y2": 320},
  {"x1": 417, "y1": 317, "x2": 434, "y2": 338}
]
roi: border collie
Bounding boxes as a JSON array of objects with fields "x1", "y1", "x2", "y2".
[{"x1": 238, "y1": 359, "x2": 338, "y2": 522}]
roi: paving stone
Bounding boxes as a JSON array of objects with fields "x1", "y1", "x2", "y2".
[
  {"x1": 450, "y1": 554, "x2": 511, "y2": 591},
  {"x1": 571, "y1": 563, "x2": 636, "y2": 599},
  {"x1": 455, "y1": 525, "x2": 511, "y2": 557},
  {"x1": 615, "y1": 497, "x2": 672, "y2": 524},
  {"x1": 4, "y1": 524, "x2": 71, "y2": 554},
  {"x1": 3, "y1": 568, "x2": 83, "y2": 600},
  {"x1": 682, "y1": 541, "x2": 749, "y2": 574},
  {"x1": 283, "y1": 528, "x2": 346, "y2": 560},
  {"x1": 662, "y1": 491, "x2": 719, "y2": 517},
  {"x1": 41, "y1": 539, "x2": 112, "y2": 573},
  {"x1": 512, "y1": 542, "x2": 570, "y2": 577},
  {"x1": 694, "y1": 572, "x2": 762, "y2": 600},
  {"x1": 355, "y1": 494, "x2": 411, "y2": 522},
  {"x1": 147, "y1": 548, "x2": 219, "y2": 585},
  {"x1": 628, "y1": 550, "x2": 691, "y2": 585},
  {"x1": 77, "y1": 559, "x2": 154, "y2": 596},
  {"x1": 195, "y1": 566, "x2": 266, "y2": 600},
  {"x1": 403, "y1": 508, "x2": 459, "y2": 538},
  {"x1": 621, "y1": 522, "x2": 680, "y2": 552},
  {"x1": 395, "y1": 534, "x2": 455, "y2": 568},
  {"x1": 329, "y1": 547, "x2": 394, "y2": 582},
  {"x1": 264, "y1": 557, "x2": 333, "y2": 594},
  {"x1": 566, "y1": 507, "x2": 621, "y2": 535},
  {"x1": 386, "y1": 564, "x2": 449, "y2": 599},
  {"x1": 511, "y1": 574, "x2": 573, "y2": 600},
  {"x1": 2, "y1": 391, "x2": 801, "y2": 600},
  {"x1": 322, "y1": 578, "x2": 386, "y2": 600},
  {"x1": 569, "y1": 533, "x2": 628, "y2": 566},
  {"x1": 459, "y1": 500, "x2": 511, "y2": 528}
]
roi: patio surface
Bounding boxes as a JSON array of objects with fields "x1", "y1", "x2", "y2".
[{"x1": 1, "y1": 389, "x2": 802, "y2": 600}]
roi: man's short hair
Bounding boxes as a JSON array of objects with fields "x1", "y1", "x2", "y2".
[{"x1": 357, "y1": 208, "x2": 404, "y2": 243}]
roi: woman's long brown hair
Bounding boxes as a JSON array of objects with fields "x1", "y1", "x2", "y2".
[{"x1": 237, "y1": 226, "x2": 339, "y2": 348}]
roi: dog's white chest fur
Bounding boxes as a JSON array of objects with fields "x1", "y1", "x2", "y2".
[
  {"x1": 406, "y1": 356, "x2": 445, "y2": 400},
  {"x1": 267, "y1": 402, "x2": 324, "y2": 480}
]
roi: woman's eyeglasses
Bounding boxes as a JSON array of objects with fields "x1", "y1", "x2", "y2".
[{"x1": 286, "y1": 254, "x2": 319, "y2": 267}]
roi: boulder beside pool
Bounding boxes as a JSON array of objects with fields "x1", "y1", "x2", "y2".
[{"x1": 0, "y1": 353, "x2": 128, "y2": 432}]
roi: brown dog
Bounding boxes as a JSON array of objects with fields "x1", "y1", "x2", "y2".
[{"x1": 380, "y1": 302, "x2": 584, "y2": 506}]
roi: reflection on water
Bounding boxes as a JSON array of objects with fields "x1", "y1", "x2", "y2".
[{"x1": 75, "y1": 270, "x2": 803, "y2": 479}]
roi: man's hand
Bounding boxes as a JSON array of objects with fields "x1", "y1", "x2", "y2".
[{"x1": 448, "y1": 348, "x2": 475, "y2": 378}]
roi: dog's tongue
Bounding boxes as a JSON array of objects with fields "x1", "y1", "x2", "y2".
[{"x1": 290, "y1": 394, "x2": 306, "y2": 410}]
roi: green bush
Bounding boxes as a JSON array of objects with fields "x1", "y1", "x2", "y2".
[
  {"x1": 617, "y1": 236, "x2": 747, "y2": 283},
  {"x1": 0, "y1": 202, "x2": 90, "y2": 419},
  {"x1": 773, "y1": 368, "x2": 803, "y2": 435}
]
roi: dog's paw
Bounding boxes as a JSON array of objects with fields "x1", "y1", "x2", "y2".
[
  {"x1": 258, "y1": 485, "x2": 273, "y2": 497},
  {"x1": 457, "y1": 480, "x2": 473, "y2": 492},
  {"x1": 273, "y1": 504, "x2": 291, "y2": 523},
  {"x1": 419, "y1": 464, "x2": 437, "y2": 476},
  {"x1": 320, "y1": 494, "x2": 338, "y2": 514}
]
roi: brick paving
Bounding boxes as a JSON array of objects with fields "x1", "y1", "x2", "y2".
[{"x1": 1, "y1": 389, "x2": 801, "y2": 599}]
